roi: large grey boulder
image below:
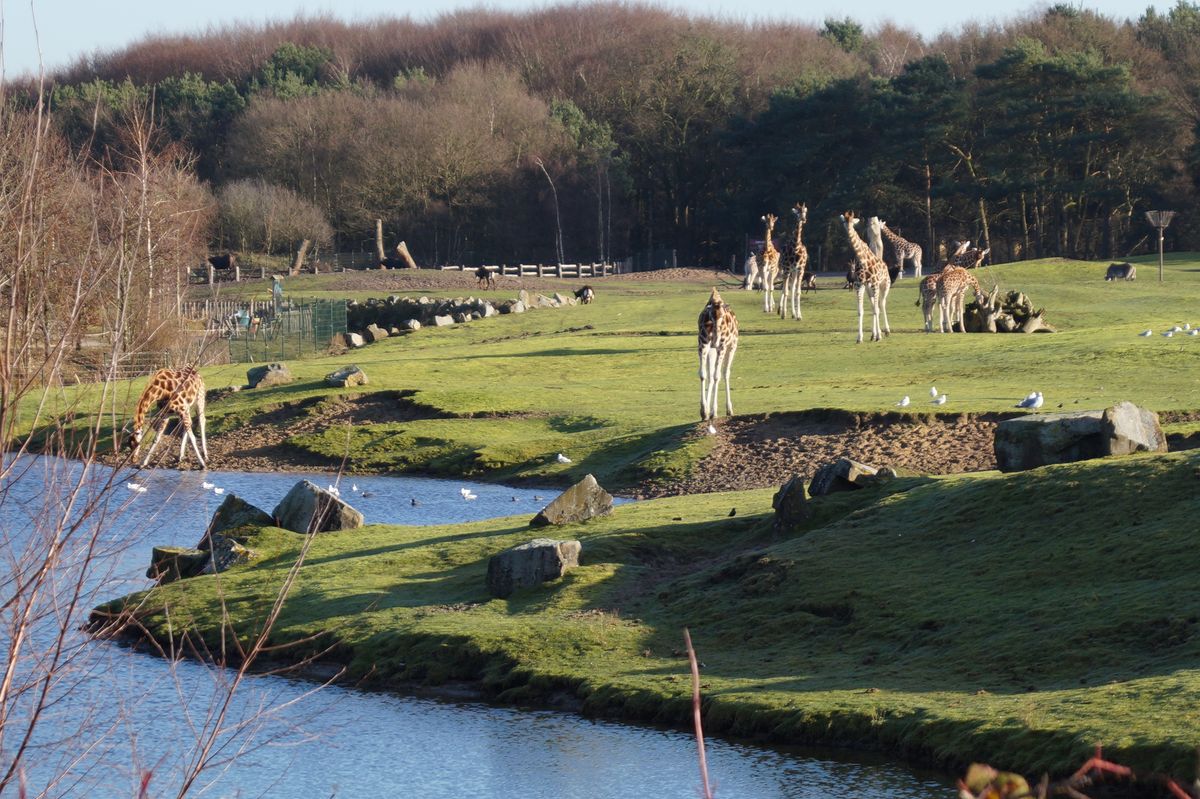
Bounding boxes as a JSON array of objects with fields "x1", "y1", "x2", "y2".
[
  {"x1": 246, "y1": 362, "x2": 292, "y2": 389},
  {"x1": 486, "y1": 538, "x2": 582, "y2": 598},
  {"x1": 403, "y1": 318, "x2": 422, "y2": 330},
  {"x1": 529, "y1": 474, "x2": 613, "y2": 527},
  {"x1": 808, "y1": 458, "x2": 880, "y2": 496},
  {"x1": 326, "y1": 364, "x2": 367, "y2": 387},
  {"x1": 343, "y1": 332, "x2": 365, "y2": 348},
  {"x1": 272, "y1": 480, "x2": 365, "y2": 533},
  {"x1": 364, "y1": 324, "x2": 389, "y2": 343},
  {"x1": 772, "y1": 475, "x2": 813, "y2": 533},
  {"x1": 147, "y1": 546, "x2": 209, "y2": 583},
  {"x1": 432, "y1": 314, "x2": 454, "y2": 327},
  {"x1": 204, "y1": 493, "x2": 273, "y2": 539},
  {"x1": 994, "y1": 401, "x2": 1166, "y2": 472}
]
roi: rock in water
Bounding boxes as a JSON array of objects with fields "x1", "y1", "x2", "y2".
[
  {"x1": 325, "y1": 364, "x2": 368, "y2": 388},
  {"x1": 808, "y1": 458, "x2": 880, "y2": 496},
  {"x1": 147, "y1": 546, "x2": 210, "y2": 584},
  {"x1": 246, "y1": 362, "x2": 293, "y2": 389},
  {"x1": 273, "y1": 480, "x2": 365, "y2": 533},
  {"x1": 204, "y1": 494, "x2": 273, "y2": 539},
  {"x1": 772, "y1": 475, "x2": 813, "y2": 534},
  {"x1": 529, "y1": 474, "x2": 613, "y2": 527},
  {"x1": 994, "y1": 401, "x2": 1165, "y2": 472},
  {"x1": 486, "y1": 538, "x2": 582, "y2": 598}
]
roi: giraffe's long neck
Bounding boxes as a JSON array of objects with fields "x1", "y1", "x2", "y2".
[
  {"x1": 881, "y1": 226, "x2": 905, "y2": 246},
  {"x1": 847, "y1": 225, "x2": 875, "y2": 268},
  {"x1": 792, "y1": 221, "x2": 806, "y2": 260},
  {"x1": 133, "y1": 382, "x2": 167, "y2": 432}
]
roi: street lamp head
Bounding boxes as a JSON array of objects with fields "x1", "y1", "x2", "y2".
[{"x1": 1145, "y1": 210, "x2": 1176, "y2": 229}]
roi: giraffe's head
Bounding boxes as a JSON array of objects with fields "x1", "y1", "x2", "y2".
[
  {"x1": 762, "y1": 213, "x2": 777, "y2": 230},
  {"x1": 952, "y1": 240, "x2": 971, "y2": 257},
  {"x1": 126, "y1": 425, "x2": 145, "y2": 456},
  {"x1": 841, "y1": 211, "x2": 860, "y2": 230},
  {"x1": 974, "y1": 248, "x2": 991, "y2": 267},
  {"x1": 792, "y1": 203, "x2": 807, "y2": 224},
  {"x1": 709, "y1": 287, "x2": 724, "y2": 306}
]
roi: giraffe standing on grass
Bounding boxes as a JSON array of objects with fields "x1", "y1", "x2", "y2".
[
  {"x1": 698, "y1": 287, "x2": 739, "y2": 421},
  {"x1": 840, "y1": 211, "x2": 891, "y2": 343},
  {"x1": 936, "y1": 266, "x2": 985, "y2": 333},
  {"x1": 777, "y1": 203, "x2": 808, "y2": 320},
  {"x1": 879, "y1": 222, "x2": 923, "y2": 278},
  {"x1": 759, "y1": 214, "x2": 781, "y2": 314},
  {"x1": 918, "y1": 241, "x2": 972, "y2": 332},
  {"x1": 128, "y1": 367, "x2": 208, "y2": 469}
]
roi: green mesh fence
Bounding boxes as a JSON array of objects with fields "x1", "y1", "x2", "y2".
[{"x1": 225, "y1": 298, "x2": 346, "y2": 363}]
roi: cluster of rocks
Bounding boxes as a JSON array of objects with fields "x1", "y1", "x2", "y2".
[
  {"x1": 487, "y1": 473, "x2": 611, "y2": 598},
  {"x1": 343, "y1": 289, "x2": 580, "y2": 345},
  {"x1": 147, "y1": 480, "x2": 365, "y2": 585},
  {"x1": 771, "y1": 401, "x2": 1166, "y2": 533},
  {"x1": 965, "y1": 289, "x2": 1056, "y2": 333},
  {"x1": 243, "y1": 361, "x2": 368, "y2": 390}
]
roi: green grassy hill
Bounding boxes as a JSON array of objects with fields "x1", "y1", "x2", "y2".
[
  {"x1": 99, "y1": 446, "x2": 1200, "y2": 779},
  {"x1": 76, "y1": 254, "x2": 1199, "y2": 490}
]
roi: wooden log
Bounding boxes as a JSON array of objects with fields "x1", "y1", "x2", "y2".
[
  {"x1": 395, "y1": 241, "x2": 418, "y2": 269},
  {"x1": 375, "y1": 219, "x2": 386, "y2": 267},
  {"x1": 290, "y1": 239, "x2": 311, "y2": 276}
]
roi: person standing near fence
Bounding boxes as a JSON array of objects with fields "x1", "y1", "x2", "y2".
[{"x1": 272, "y1": 275, "x2": 283, "y2": 315}]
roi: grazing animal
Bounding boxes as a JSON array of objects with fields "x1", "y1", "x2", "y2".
[
  {"x1": 937, "y1": 266, "x2": 985, "y2": 333},
  {"x1": 760, "y1": 214, "x2": 781, "y2": 313},
  {"x1": 574, "y1": 285, "x2": 595, "y2": 304},
  {"x1": 777, "y1": 203, "x2": 809, "y2": 320},
  {"x1": 697, "y1": 287, "x2": 739, "y2": 420},
  {"x1": 742, "y1": 252, "x2": 760, "y2": 290},
  {"x1": 474, "y1": 266, "x2": 496, "y2": 289},
  {"x1": 1105, "y1": 262, "x2": 1136, "y2": 281},
  {"x1": 128, "y1": 367, "x2": 208, "y2": 469},
  {"x1": 207, "y1": 253, "x2": 236, "y2": 270},
  {"x1": 879, "y1": 222, "x2": 923, "y2": 278},
  {"x1": 840, "y1": 211, "x2": 892, "y2": 343}
]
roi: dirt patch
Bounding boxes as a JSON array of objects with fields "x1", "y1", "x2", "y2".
[{"x1": 641, "y1": 409, "x2": 1015, "y2": 497}]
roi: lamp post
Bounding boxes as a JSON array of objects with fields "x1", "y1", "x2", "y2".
[{"x1": 1145, "y1": 210, "x2": 1175, "y2": 283}]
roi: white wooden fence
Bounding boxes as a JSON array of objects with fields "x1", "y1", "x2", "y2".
[{"x1": 440, "y1": 263, "x2": 618, "y2": 278}]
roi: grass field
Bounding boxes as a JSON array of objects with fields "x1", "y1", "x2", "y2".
[
  {"x1": 68, "y1": 253, "x2": 1200, "y2": 490},
  {"x1": 84, "y1": 253, "x2": 1200, "y2": 781}
]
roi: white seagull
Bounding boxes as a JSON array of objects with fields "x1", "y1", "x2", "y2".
[
  {"x1": 896, "y1": 396, "x2": 910, "y2": 407},
  {"x1": 1140, "y1": 330, "x2": 1153, "y2": 337},
  {"x1": 707, "y1": 424, "x2": 717, "y2": 435},
  {"x1": 202, "y1": 481, "x2": 215, "y2": 490},
  {"x1": 556, "y1": 453, "x2": 572, "y2": 464},
  {"x1": 352, "y1": 483, "x2": 359, "y2": 492},
  {"x1": 1191, "y1": 330, "x2": 1199, "y2": 337},
  {"x1": 326, "y1": 484, "x2": 340, "y2": 496},
  {"x1": 1016, "y1": 392, "x2": 1044, "y2": 409},
  {"x1": 933, "y1": 394, "x2": 948, "y2": 405},
  {"x1": 1172, "y1": 325, "x2": 1183, "y2": 333},
  {"x1": 462, "y1": 490, "x2": 478, "y2": 501},
  {"x1": 929, "y1": 386, "x2": 938, "y2": 398},
  {"x1": 125, "y1": 482, "x2": 148, "y2": 493},
  {"x1": 1164, "y1": 331, "x2": 1175, "y2": 338},
  {"x1": 459, "y1": 487, "x2": 472, "y2": 498},
  {"x1": 213, "y1": 487, "x2": 225, "y2": 495},
  {"x1": 1186, "y1": 323, "x2": 1192, "y2": 331}
]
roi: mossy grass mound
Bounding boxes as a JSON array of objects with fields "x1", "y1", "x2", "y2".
[
  {"x1": 97, "y1": 449, "x2": 1200, "y2": 780},
  {"x1": 25, "y1": 254, "x2": 1200, "y2": 491}
]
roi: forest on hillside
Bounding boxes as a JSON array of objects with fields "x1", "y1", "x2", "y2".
[{"x1": 11, "y1": 1, "x2": 1200, "y2": 269}]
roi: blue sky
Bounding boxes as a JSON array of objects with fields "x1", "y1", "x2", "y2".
[{"x1": 0, "y1": 0, "x2": 1163, "y2": 78}]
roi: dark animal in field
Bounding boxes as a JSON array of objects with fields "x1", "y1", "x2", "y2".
[
  {"x1": 1105, "y1": 262, "x2": 1136, "y2": 281},
  {"x1": 575, "y1": 285, "x2": 595, "y2": 304},
  {"x1": 475, "y1": 266, "x2": 497, "y2": 289},
  {"x1": 207, "y1": 253, "x2": 237, "y2": 270}
]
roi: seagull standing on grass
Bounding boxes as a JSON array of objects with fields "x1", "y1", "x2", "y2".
[
  {"x1": 1164, "y1": 331, "x2": 1175, "y2": 338},
  {"x1": 896, "y1": 396, "x2": 910, "y2": 408},
  {"x1": 933, "y1": 394, "x2": 948, "y2": 405},
  {"x1": 556, "y1": 453, "x2": 572, "y2": 464},
  {"x1": 1140, "y1": 329, "x2": 1153, "y2": 337},
  {"x1": 1016, "y1": 392, "x2": 1044, "y2": 409},
  {"x1": 930, "y1": 386, "x2": 938, "y2": 398}
]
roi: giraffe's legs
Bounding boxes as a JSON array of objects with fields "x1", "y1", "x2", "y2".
[
  {"x1": 196, "y1": 396, "x2": 209, "y2": 461},
  {"x1": 793, "y1": 272, "x2": 803, "y2": 319},
  {"x1": 706, "y1": 348, "x2": 722, "y2": 419},
  {"x1": 778, "y1": 272, "x2": 788, "y2": 319},
  {"x1": 879, "y1": 279, "x2": 891, "y2": 336},
  {"x1": 869, "y1": 287, "x2": 882, "y2": 342},
  {"x1": 699, "y1": 346, "x2": 715, "y2": 420},
  {"x1": 177, "y1": 414, "x2": 207, "y2": 469},
  {"x1": 855, "y1": 284, "x2": 866, "y2": 344},
  {"x1": 913, "y1": 251, "x2": 923, "y2": 279},
  {"x1": 140, "y1": 418, "x2": 170, "y2": 468},
  {"x1": 721, "y1": 344, "x2": 737, "y2": 416}
]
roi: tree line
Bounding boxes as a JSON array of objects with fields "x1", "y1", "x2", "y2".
[{"x1": 13, "y1": 1, "x2": 1200, "y2": 268}]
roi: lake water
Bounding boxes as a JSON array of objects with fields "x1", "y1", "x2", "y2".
[{"x1": 1, "y1": 456, "x2": 951, "y2": 798}]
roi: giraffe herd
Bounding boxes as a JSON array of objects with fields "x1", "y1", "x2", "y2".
[{"x1": 698, "y1": 205, "x2": 995, "y2": 419}]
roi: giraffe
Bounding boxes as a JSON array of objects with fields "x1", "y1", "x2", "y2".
[
  {"x1": 128, "y1": 367, "x2": 208, "y2": 469},
  {"x1": 698, "y1": 287, "x2": 739, "y2": 420},
  {"x1": 777, "y1": 203, "x2": 808, "y2": 320},
  {"x1": 918, "y1": 241, "x2": 972, "y2": 332},
  {"x1": 936, "y1": 266, "x2": 986, "y2": 333},
  {"x1": 840, "y1": 211, "x2": 891, "y2": 343},
  {"x1": 879, "y1": 222, "x2": 923, "y2": 278},
  {"x1": 759, "y1": 214, "x2": 780, "y2": 314},
  {"x1": 742, "y1": 252, "x2": 760, "y2": 290},
  {"x1": 944, "y1": 244, "x2": 990, "y2": 271}
]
